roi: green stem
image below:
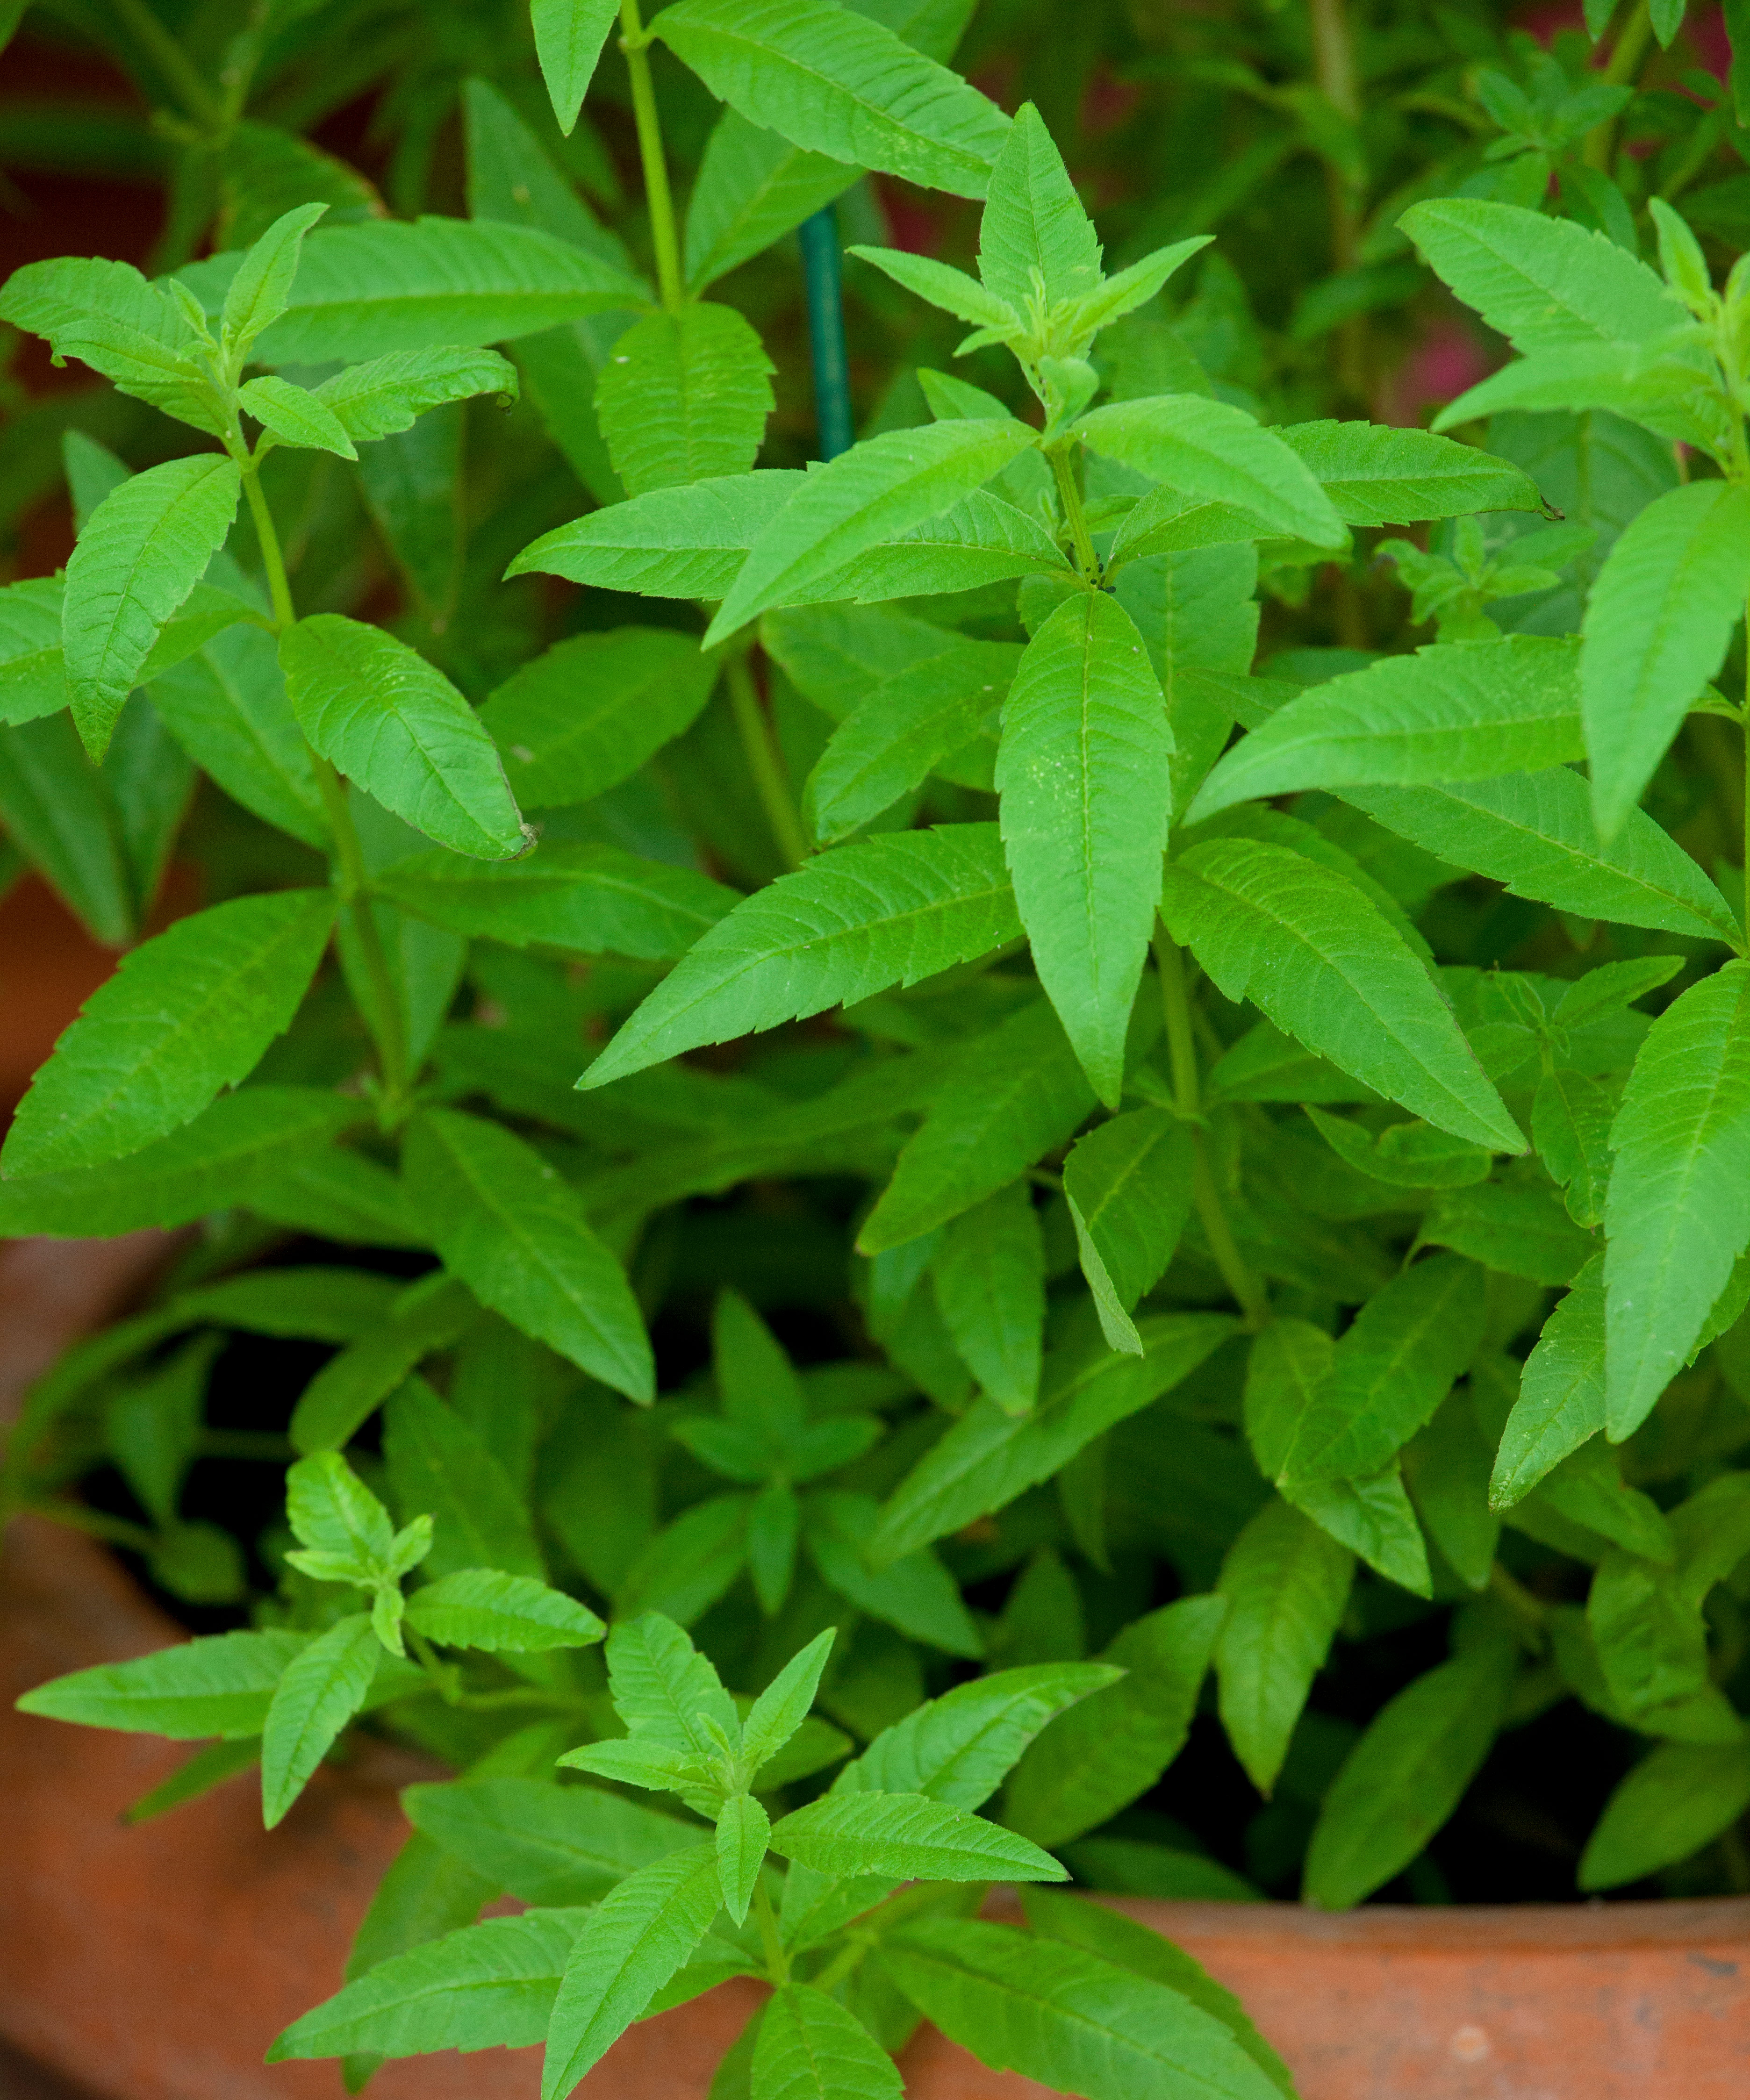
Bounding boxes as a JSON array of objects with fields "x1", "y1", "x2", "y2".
[
  {"x1": 619, "y1": 0, "x2": 684, "y2": 315},
  {"x1": 726, "y1": 652, "x2": 810, "y2": 872},
  {"x1": 109, "y1": 0, "x2": 226, "y2": 129},
  {"x1": 1586, "y1": 0, "x2": 1652, "y2": 167},
  {"x1": 753, "y1": 1880, "x2": 790, "y2": 1985},
  {"x1": 244, "y1": 455, "x2": 412, "y2": 1101},
  {"x1": 1308, "y1": 0, "x2": 1366, "y2": 401},
  {"x1": 1048, "y1": 444, "x2": 1100, "y2": 581},
  {"x1": 1488, "y1": 1560, "x2": 1551, "y2": 1633},
  {"x1": 1153, "y1": 926, "x2": 1269, "y2": 1329}
]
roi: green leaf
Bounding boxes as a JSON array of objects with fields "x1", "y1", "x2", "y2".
[
  {"x1": 1340, "y1": 772, "x2": 1741, "y2": 947},
  {"x1": 1420, "y1": 1178, "x2": 1594, "y2": 1285},
  {"x1": 531, "y1": 0, "x2": 619, "y2": 133},
  {"x1": 998, "y1": 588, "x2": 1173, "y2": 1105},
  {"x1": 151, "y1": 623, "x2": 327, "y2": 848},
  {"x1": 860, "y1": 999, "x2": 1096, "y2": 1251},
  {"x1": 261, "y1": 1613, "x2": 380, "y2": 1828},
  {"x1": 704, "y1": 420, "x2": 1039, "y2": 644},
  {"x1": 1578, "y1": 1742, "x2": 1750, "y2": 1891},
  {"x1": 617, "y1": 1496, "x2": 752, "y2": 1626},
  {"x1": 0, "y1": 712, "x2": 133, "y2": 944},
  {"x1": 288, "y1": 1449, "x2": 396, "y2": 1564},
  {"x1": 177, "y1": 217, "x2": 646, "y2": 364},
  {"x1": 1187, "y1": 637, "x2": 1584, "y2": 823},
  {"x1": 558, "y1": 1738, "x2": 704, "y2": 1795},
  {"x1": 978, "y1": 101, "x2": 1102, "y2": 311},
  {"x1": 581, "y1": 824, "x2": 1020, "y2": 1090},
  {"x1": 478, "y1": 627, "x2": 719, "y2": 809},
  {"x1": 595, "y1": 304, "x2": 774, "y2": 495},
  {"x1": 16, "y1": 1627, "x2": 307, "y2": 1740},
  {"x1": 218, "y1": 200, "x2": 329, "y2": 355},
  {"x1": 316, "y1": 346, "x2": 518, "y2": 444},
  {"x1": 0, "y1": 577, "x2": 72, "y2": 726},
  {"x1": 1063, "y1": 1106, "x2": 1196, "y2": 1318},
  {"x1": 1581, "y1": 480, "x2": 1750, "y2": 841},
  {"x1": 288, "y1": 1278, "x2": 475, "y2": 1454},
  {"x1": 1075, "y1": 397, "x2": 1346, "y2": 548},
  {"x1": 1399, "y1": 198, "x2": 1677, "y2": 355},
  {"x1": 1604, "y1": 962, "x2": 1750, "y2": 1438},
  {"x1": 1163, "y1": 837, "x2": 1522, "y2": 1152},
  {"x1": 509, "y1": 470, "x2": 804, "y2": 598},
  {"x1": 715, "y1": 1792, "x2": 770, "y2": 1926},
  {"x1": 383, "y1": 1376, "x2": 544, "y2": 1581},
  {"x1": 848, "y1": 245, "x2": 1016, "y2": 332},
  {"x1": 541, "y1": 1846, "x2": 723, "y2": 2100},
  {"x1": 607, "y1": 1611, "x2": 741, "y2": 1757},
  {"x1": 377, "y1": 845, "x2": 737, "y2": 960},
  {"x1": 0, "y1": 1087, "x2": 363, "y2": 1237},
  {"x1": 269, "y1": 1908, "x2": 587, "y2": 2060},
  {"x1": 741, "y1": 1627, "x2": 838, "y2": 1773},
  {"x1": 280, "y1": 615, "x2": 528, "y2": 861},
  {"x1": 808, "y1": 1492, "x2": 982, "y2": 1656},
  {"x1": 751, "y1": 1985, "x2": 902, "y2": 2100},
  {"x1": 932, "y1": 1180, "x2": 1045, "y2": 1412},
  {"x1": 1303, "y1": 1107, "x2": 1490, "y2": 1190},
  {"x1": 1214, "y1": 1487, "x2": 1354, "y2": 1794},
  {"x1": 1018, "y1": 1891, "x2": 1296, "y2": 2100},
  {"x1": 404, "y1": 1570, "x2": 605, "y2": 1652},
  {"x1": 61, "y1": 453, "x2": 242, "y2": 759},
  {"x1": 802, "y1": 635, "x2": 1020, "y2": 843},
  {"x1": 1003, "y1": 1596, "x2": 1226, "y2": 1846},
  {"x1": 1303, "y1": 1642, "x2": 1517, "y2": 1907},
  {"x1": 653, "y1": 0, "x2": 1010, "y2": 199},
  {"x1": 1278, "y1": 1253, "x2": 1485, "y2": 1484},
  {"x1": 870, "y1": 1314, "x2": 1236, "y2": 1560},
  {"x1": 684, "y1": 112, "x2": 859, "y2": 294},
  {"x1": 882, "y1": 1919, "x2": 1284, "y2": 2100},
  {"x1": 0, "y1": 888, "x2": 334, "y2": 1177},
  {"x1": 405, "y1": 1776, "x2": 698, "y2": 1902},
  {"x1": 1400, "y1": 1399, "x2": 1496, "y2": 1591},
  {"x1": 769, "y1": 1790, "x2": 1065, "y2": 1882},
  {"x1": 1273, "y1": 420, "x2": 1546, "y2": 526},
  {"x1": 1492, "y1": 1257, "x2": 1607, "y2": 1507},
  {"x1": 836, "y1": 1662, "x2": 1121, "y2": 1809},
  {"x1": 237, "y1": 373, "x2": 357, "y2": 459}
]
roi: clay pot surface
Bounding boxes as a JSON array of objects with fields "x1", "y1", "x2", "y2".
[{"x1": 4, "y1": 1236, "x2": 1750, "y2": 2100}]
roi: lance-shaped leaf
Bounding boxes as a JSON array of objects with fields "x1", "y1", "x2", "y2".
[
  {"x1": 175, "y1": 217, "x2": 646, "y2": 364},
  {"x1": 403, "y1": 1570, "x2": 605, "y2": 1652},
  {"x1": 704, "y1": 418, "x2": 1038, "y2": 643},
  {"x1": 653, "y1": 0, "x2": 1011, "y2": 199},
  {"x1": 743, "y1": 1627, "x2": 838, "y2": 1774},
  {"x1": 932, "y1": 1180, "x2": 1046, "y2": 1412},
  {"x1": 1579, "y1": 1742, "x2": 1750, "y2": 1892},
  {"x1": 478, "y1": 627, "x2": 719, "y2": 810},
  {"x1": 0, "y1": 578, "x2": 72, "y2": 725},
  {"x1": 1581, "y1": 480, "x2": 1750, "y2": 842},
  {"x1": 859, "y1": 998, "x2": 1095, "y2": 1252},
  {"x1": 509, "y1": 470, "x2": 805, "y2": 598},
  {"x1": 685, "y1": 110, "x2": 860, "y2": 293},
  {"x1": 261, "y1": 1613, "x2": 379, "y2": 1827},
  {"x1": 978, "y1": 100, "x2": 1102, "y2": 310},
  {"x1": 61, "y1": 453, "x2": 242, "y2": 759},
  {"x1": 769, "y1": 1790, "x2": 1064, "y2": 1882},
  {"x1": 1187, "y1": 637, "x2": 1583, "y2": 823},
  {"x1": 0, "y1": 888, "x2": 334, "y2": 1177},
  {"x1": 218, "y1": 200, "x2": 329, "y2": 354},
  {"x1": 752, "y1": 1985, "x2": 902, "y2": 2100},
  {"x1": 403, "y1": 1108, "x2": 653, "y2": 1401},
  {"x1": 1399, "y1": 198, "x2": 1678, "y2": 355},
  {"x1": 375, "y1": 845, "x2": 738, "y2": 960},
  {"x1": 1492, "y1": 1258, "x2": 1607, "y2": 1508},
  {"x1": 1341, "y1": 774, "x2": 1741, "y2": 948},
  {"x1": 580, "y1": 824, "x2": 1020, "y2": 1089},
  {"x1": 404, "y1": 1777, "x2": 698, "y2": 1903},
  {"x1": 1003, "y1": 1596, "x2": 1227, "y2": 1846},
  {"x1": 268, "y1": 1909, "x2": 587, "y2": 2061},
  {"x1": 1075, "y1": 396, "x2": 1346, "y2": 548},
  {"x1": 1216, "y1": 1488, "x2": 1354, "y2": 1796},
  {"x1": 237, "y1": 375, "x2": 357, "y2": 459},
  {"x1": 540, "y1": 1846, "x2": 723, "y2": 2100},
  {"x1": 280, "y1": 615, "x2": 527, "y2": 860},
  {"x1": 532, "y1": 0, "x2": 619, "y2": 133},
  {"x1": 1161, "y1": 836, "x2": 1522, "y2": 1151},
  {"x1": 315, "y1": 347, "x2": 517, "y2": 444},
  {"x1": 1604, "y1": 963, "x2": 1750, "y2": 1440},
  {"x1": 882, "y1": 1920, "x2": 1285, "y2": 2100},
  {"x1": 1304, "y1": 1643, "x2": 1517, "y2": 1908},
  {"x1": 606, "y1": 1611, "x2": 740, "y2": 1756},
  {"x1": 871, "y1": 1314, "x2": 1236, "y2": 1561},
  {"x1": 998, "y1": 588, "x2": 1173, "y2": 1106},
  {"x1": 16, "y1": 1627, "x2": 308, "y2": 1740},
  {"x1": 715, "y1": 1793, "x2": 770, "y2": 1926},
  {"x1": 595, "y1": 304, "x2": 774, "y2": 494},
  {"x1": 151, "y1": 623, "x2": 326, "y2": 848},
  {"x1": 1273, "y1": 419, "x2": 1545, "y2": 526},
  {"x1": 0, "y1": 1087, "x2": 364, "y2": 1238}
]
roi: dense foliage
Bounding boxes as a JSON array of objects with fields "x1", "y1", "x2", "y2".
[{"x1": 6, "y1": 0, "x2": 1750, "y2": 2092}]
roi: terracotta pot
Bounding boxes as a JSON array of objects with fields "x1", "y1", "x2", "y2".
[{"x1": 4, "y1": 1239, "x2": 1750, "y2": 2100}]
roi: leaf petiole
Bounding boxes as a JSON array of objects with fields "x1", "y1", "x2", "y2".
[{"x1": 618, "y1": 0, "x2": 684, "y2": 315}]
